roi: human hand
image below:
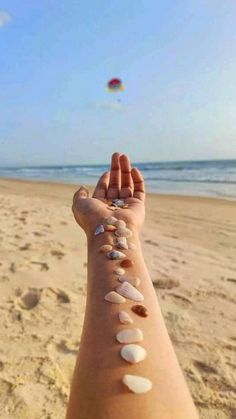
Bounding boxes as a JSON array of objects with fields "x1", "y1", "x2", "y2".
[{"x1": 72, "y1": 152, "x2": 145, "y2": 236}]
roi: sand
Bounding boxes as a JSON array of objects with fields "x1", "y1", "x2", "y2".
[{"x1": 0, "y1": 177, "x2": 235, "y2": 419}]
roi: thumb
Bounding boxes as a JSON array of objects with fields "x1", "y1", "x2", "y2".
[
  {"x1": 75, "y1": 186, "x2": 89, "y2": 200},
  {"x1": 72, "y1": 186, "x2": 89, "y2": 211}
]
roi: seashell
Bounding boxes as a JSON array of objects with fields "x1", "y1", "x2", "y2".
[
  {"x1": 116, "y1": 328, "x2": 143, "y2": 343},
  {"x1": 120, "y1": 259, "x2": 134, "y2": 268},
  {"x1": 106, "y1": 216, "x2": 118, "y2": 225},
  {"x1": 121, "y1": 344, "x2": 146, "y2": 364},
  {"x1": 131, "y1": 304, "x2": 149, "y2": 317},
  {"x1": 107, "y1": 250, "x2": 126, "y2": 260},
  {"x1": 116, "y1": 282, "x2": 144, "y2": 302},
  {"x1": 122, "y1": 374, "x2": 152, "y2": 394},
  {"x1": 112, "y1": 199, "x2": 125, "y2": 207},
  {"x1": 118, "y1": 276, "x2": 140, "y2": 287},
  {"x1": 105, "y1": 224, "x2": 117, "y2": 232},
  {"x1": 115, "y1": 228, "x2": 133, "y2": 238},
  {"x1": 116, "y1": 236, "x2": 128, "y2": 250},
  {"x1": 118, "y1": 311, "x2": 133, "y2": 324},
  {"x1": 128, "y1": 242, "x2": 137, "y2": 250},
  {"x1": 94, "y1": 224, "x2": 105, "y2": 236},
  {"x1": 115, "y1": 220, "x2": 126, "y2": 228},
  {"x1": 114, "y1": 267, "x2": 125, "y2": 276},
  {"x1": 104, "y1": 291, "x2": 126, "y2": 304},
  {"x1": 98, "y1": 244, "x2": 112, "y2": 253}
]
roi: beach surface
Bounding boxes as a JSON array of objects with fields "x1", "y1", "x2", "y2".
[{"x1": 0, "y1": 177, "x2": 236, "y2": 419}]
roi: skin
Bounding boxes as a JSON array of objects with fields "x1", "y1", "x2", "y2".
[{"x1": 66, "y1": 153, "x2": 199, "y2": 419}]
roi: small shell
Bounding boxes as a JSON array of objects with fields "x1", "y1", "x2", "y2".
[
  {"x1": 115, "y1": 220, "x2": 126, "y2": 228},
  {"x1": 120, "y1": 259, "x2": 134, "y2": 268},
  {"x1": 116, "y1": 236, "x2": 128, "y2": 250},
  {"x1": 118, "y1": 311, "x2": 133, "y2": 324},
  {"x1": 121, "y1": 344, "x2": 146, "y2": 364},
  {"x1": 118, "y1": 276, "x2": 140, "y2": 287},
  {"x1": 116, "y1": 328, "x2": 143, "y2": 343},
  {"x1": 105, "y1": 224, "x2": 117, "y2": 232},
  {"x1": 98, "y1": 244, "x2": 112, "y2": 253},
  {"x1": 94, "y1": 225, "x2": 105, "y2": 236},
  {"x1": 106, "y1": 216, "x2": 118, "y2": 225},
  {"x1": 107, "y1": 250, "x2": 126, "y2": 260},
  {"x1": 122, "y1": 374, "x2": 152, "y2": 394},
  {"x1": 112, "y1": 199, "x2": 125, "y2": 207},
  {"x1": 104, "y1": 291, "x2": 126, "y2": 304},
  {"x1": 115, "y1": 228, "x2": 133, "y2": 238},
  {"x1": 116, "y1": 282, "x2": 144, "y2": 302},
  {"x1": 114, "y1": 267, "x2": 125, "y2": 276},
  {"x1": 131, "y1": 304, "x2": 149, "y2": 317},
  {"x1": 128, "y1": 242, "x2": 137, "y2": 250}
]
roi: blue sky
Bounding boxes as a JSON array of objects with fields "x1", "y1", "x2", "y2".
[{"x1": 0, "y1": 0, "x2": 236, "y2": 166}]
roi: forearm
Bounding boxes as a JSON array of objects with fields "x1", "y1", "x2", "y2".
[{"x1": 66, "y1": 222, "x2": 198, "y2": 419}]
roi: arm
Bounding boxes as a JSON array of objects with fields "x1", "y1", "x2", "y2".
[{"x1": 66, "y1": 153, "x2": 198, "y2": 419}]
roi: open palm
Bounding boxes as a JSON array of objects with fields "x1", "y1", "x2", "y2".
[{"x1": 72, "y1": 153, "x2": 145, "y2": 235}]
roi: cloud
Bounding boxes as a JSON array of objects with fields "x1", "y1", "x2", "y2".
[{"x1": 0, "y1": 11, "x2": 11, "y2": 28}]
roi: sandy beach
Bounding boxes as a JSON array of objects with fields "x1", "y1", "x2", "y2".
[{"x1": 0, "y1": 177, "x2": 236, "y2": 419}]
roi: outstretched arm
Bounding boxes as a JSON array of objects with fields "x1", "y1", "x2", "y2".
[{"x1": 66, "y1": 153, "x2": 198, "y2": 419}]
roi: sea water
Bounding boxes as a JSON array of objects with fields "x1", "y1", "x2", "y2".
[{"x1": 0, "y1": 159, "x2": 236, "y2": 199}]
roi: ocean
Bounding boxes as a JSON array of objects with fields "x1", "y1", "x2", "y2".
[{"x1": 0, "y1": 159, "x2": 236, "y2": 199}]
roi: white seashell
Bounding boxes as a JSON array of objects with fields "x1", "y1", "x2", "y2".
[
  {"x1": 106, "y1": 216, "x2": 118, "y2": 225},
  {"x1": 118, "y1": 311, "x2": 133, "y2": 324},
  {"x1": 122, "y1": 374, "x2": 152, "y2": 394},
  {"x1": 116, "y1": 328, "x2": 143, "y2": 343},
  {"x1": 107, "y1": 250, "x2": 126, "y2": 260},
  {"x1": 121, "y1": 344, "x2": 146, "y2": 364},
  {"x1": 94, "y1": 224, "x2": 105, "y2": 235},
  {"x1": 115, "y1": 220, "x2": 126, "y2": 228},
  {"x1": 116, "y1": 282, "x2": 144, "y2": 302},
  {"x1": 128, "y1": 242, "x2": 137, "y2": 250},
  {"x1": 112, "y1": 199, "x2": 125, "y2": 207},
  {"x1": 114, "y1": 267, "x2": 125, "y2": 276},
  {"x1": 118, "y1": 276, "x2": 140, "y2": 287},
  {"x1": 115, "y1": 228, "x2": 133, "y2": 238},
  {"x1": 116, "y1": 236, "x2": 128, "y2": 250},
  {"x1": 104, "y1": 291, "x2": 126, "y2": 304}
]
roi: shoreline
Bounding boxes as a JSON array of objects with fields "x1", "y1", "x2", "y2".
[{"x1": 1, "y1": 175, "x2": 236, "y2": 205}]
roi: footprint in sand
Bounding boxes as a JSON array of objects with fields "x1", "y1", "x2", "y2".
[
  {"x1": 169, "y1": 292, "x2": 192, "y2": 305},
  {"x1": 44, "y1": 287, "x2": 70, "y2": 303},
  {"x1": 153, "y1": 278, "x2": 180, "y2": 289},
  {"x1": 194, "y1": 360, "x2": 218, "y2": 375},
  {"x1": 33, "y1": 231, "x2": 44, "y2": 237},
  {"x1": 19, "y1": 243, "x2": 31, "y2": 251},
  {"x1": 53, "y1": 339, "x2": 78, "y2": 355},
  {"x1": 51, "y1": 250, "x2": 65, "y2": 260},
  {"x1": 18, "y1": 288, "x2": 41, "y2": 310},
  {"x1": 145, "y1": 239, "x2": 159, "y2": 247},
  {"x1": 227, "y1": 277, "x2": 236, "y2": 284},
  {"x1": 30, "y1": 261, "x2": 49, "y2": 271},
  {"x1": 9, "y1": 262, "x2": 16, "y2": 273}
]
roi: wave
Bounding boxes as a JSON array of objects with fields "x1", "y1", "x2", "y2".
[{"x1": 145, "y1": 177, "x2": 236, "y2": 184}]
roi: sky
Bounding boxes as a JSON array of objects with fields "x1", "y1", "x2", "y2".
[{"x1": 0, "y1": 0, "x2": 236, "y2": 166}]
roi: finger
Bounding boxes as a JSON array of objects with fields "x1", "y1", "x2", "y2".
[
  {"x1": 120, "y1": 154, "x2": 133, "y2": 198},
  {"x1": 93, "y1": 171, "x2": 110, "y2": 199},
  {"x1": 73, "y1": 186, "x2": 89, "y2": 203},
  {"x1": 131, "y1": 168, "x2": 145, "y2": 201},
  {"x1": 107, "y1": 152, "x2": 121, "y2": 199}
]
